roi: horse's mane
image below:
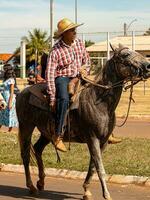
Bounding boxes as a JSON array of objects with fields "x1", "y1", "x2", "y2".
[{"x1": 94, "y1": 57, "x2": 116, "y2": 85}]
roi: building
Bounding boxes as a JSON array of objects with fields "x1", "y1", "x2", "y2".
[
  {"x1": 0, "y1": 53, "x2": 13, "y2": 63},
  {"x1": 86, "y1": 35, "x2": 150, "y2": 70}
]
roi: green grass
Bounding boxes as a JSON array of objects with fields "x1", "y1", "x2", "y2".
[{"x1": 1, "y1": 131, "x2": 150, "y2": 177}]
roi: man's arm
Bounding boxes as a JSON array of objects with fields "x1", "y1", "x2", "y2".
[{"x1": 45, "y1": 51, "x2": 58, "y2": 103}]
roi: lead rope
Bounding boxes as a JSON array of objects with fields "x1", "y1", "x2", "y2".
[
  {"x1": 67, "y1": 110, "x2": 71, "y2": 150},
  {"x1": 116, "y1": 81, "x2": 134, "y2": 127}
]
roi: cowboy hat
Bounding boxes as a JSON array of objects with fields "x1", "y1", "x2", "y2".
[{"x1": 53, "y1": 18, "x2": 83, "y2": 39}]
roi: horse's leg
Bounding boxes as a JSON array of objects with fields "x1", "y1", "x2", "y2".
[
  {"x1": 86, "y1": 136, "x2": 112, "y2": 200},
  {"x1": 33, "y1": 134, "x2": 50, "y2": 191},
  {"x1": 19, "y1": 122, "x2": 37, "y2": 194},
  {"x1": 83, "y1": 157, "x2": 95, "y2": 200}
]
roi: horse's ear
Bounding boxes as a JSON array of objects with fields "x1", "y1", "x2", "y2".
[
  {"x1": 118, "y1": 43, "x2": 125, "y2": 49},
  {"x1": 110, "y1": 43, "x2": 117, "y2": 52}
]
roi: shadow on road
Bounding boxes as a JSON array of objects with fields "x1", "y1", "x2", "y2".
[{"x1": 0, "y1": 185, "x2": 82, "y2": 199}]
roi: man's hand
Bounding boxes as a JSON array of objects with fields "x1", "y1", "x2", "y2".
[
  {"x1": 49, "y1": 101, "x2": 56, "y2": 113},
  {"x1": 79, "y1": 66, "x2": 88, "y2": 77}
]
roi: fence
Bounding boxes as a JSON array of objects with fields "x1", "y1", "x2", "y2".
[
  {"x1": 0, "y1": 30, "x2": 149, "y2": 77},
  {"x1": 78, "y1": 31, "x2": 150, "y2": 70}
]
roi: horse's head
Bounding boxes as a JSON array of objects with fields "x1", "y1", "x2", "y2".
[{"x1": 110, "y1": 43, "x2": 150, "y2": 80}]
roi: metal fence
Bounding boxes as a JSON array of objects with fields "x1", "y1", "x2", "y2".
[
  {"x1": 78, "y1": 31, "x2": 150, "y2": 71},
  {"x1": 0, "y1": 30, "x2": 149, "y2": 77}
]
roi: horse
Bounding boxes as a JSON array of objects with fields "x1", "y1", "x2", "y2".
[{"x1": 16, "y1": 44, "x2": 150, "y2": 200}]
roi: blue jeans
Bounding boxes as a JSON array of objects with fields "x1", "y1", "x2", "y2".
[{"x1": 55, "y1": 77, "x2": 70, "y2": 136}]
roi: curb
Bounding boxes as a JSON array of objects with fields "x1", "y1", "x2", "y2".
[{"x1": 0, "y1": 163, "x2": 150, "y2": 187}]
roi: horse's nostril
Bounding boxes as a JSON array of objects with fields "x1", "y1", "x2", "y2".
[{"x1": 146, "y1": 64, "x2": 150, "y2": 71}]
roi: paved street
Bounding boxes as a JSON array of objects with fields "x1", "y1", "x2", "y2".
[
  {"x1": 1, "y1": 119, "x2": 150, "y2": 199},
  {"x1": 114, "y1": 119, "x2": 150, "y2": 139},
  {"x1": 2, "y1": 119, "x2": 150, "y2": 139},
  {"x1": 0, "y1": 172, "x2": 150, "y2": 200}
]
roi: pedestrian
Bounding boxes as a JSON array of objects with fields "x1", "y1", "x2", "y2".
[
  {"x1": 46, "y1": 18, "x2": 90, "y2": 152},
  {"x1": 35, "y1": 63, "x2": 45, "y2": 84},
  {"x1": 0, "y1": 64, "x2": 18, "y2": 132}
]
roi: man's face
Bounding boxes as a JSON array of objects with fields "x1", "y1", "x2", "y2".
[{"x1": 63, "y1": 28, "x2": 77, "y2": 43}]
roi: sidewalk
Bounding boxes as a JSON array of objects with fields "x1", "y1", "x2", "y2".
[{"x1": 1, "y1": 163, "x2": 150, "y2": 187}]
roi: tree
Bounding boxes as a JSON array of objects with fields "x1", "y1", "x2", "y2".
[
  {"x1": 23, "y1": 28, "x2": 49, "y2": 64},
  {"x1": 85, "y1": 40, "x2": 95, "y2": 48},
  {"x1": 144, "y1": 28, "x2": 150, "y2": 36}
]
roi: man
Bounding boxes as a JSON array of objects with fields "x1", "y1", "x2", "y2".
[{"x1": 46, "y1": 18, "x2": 90, "y2": 152}]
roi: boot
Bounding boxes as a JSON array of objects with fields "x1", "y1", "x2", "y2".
[
  {"x1": 108, "y1": 134, "x2": 122, "y2": 144},
  {"x1": 52, "y1": 135, "x2": 67, "y2": 152}
]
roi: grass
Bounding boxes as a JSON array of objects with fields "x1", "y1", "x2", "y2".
[
  {"x1": 1, "y1": 131, "x2": 150, "y2": 177},
  {"x1": 116, "y1": 79, "x2": 150, "y2": 117}
]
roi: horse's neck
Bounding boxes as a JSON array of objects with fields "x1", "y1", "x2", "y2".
[{"x1": 93, "y1": 59, "x2": 123, "y2": 113}]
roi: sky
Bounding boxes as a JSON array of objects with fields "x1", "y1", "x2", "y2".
[{"x1": 0, "y1": 0, "x2": 149, "y2": 53}]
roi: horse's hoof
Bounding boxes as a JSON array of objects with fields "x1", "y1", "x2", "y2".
[
  {"x1": 37, "y1": 180, "x2": 44, "y2": 191},
  {"x1": 106, "y1": 198, "x2": 112, "y2": 200}
]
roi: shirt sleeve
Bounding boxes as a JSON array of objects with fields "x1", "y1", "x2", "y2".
[
  {"x1": 45, "y1": 50, "x2": 58, "y2": 103},
  {"x1": 4, "y1": 78, "x2": 15, "y2": 86},
  {"x1": 81, "y1": 41, "x2": 91, "y2": 74}
]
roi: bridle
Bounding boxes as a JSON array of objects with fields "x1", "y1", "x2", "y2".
[
  {"x1": 114, "y1": 49, "x2": 140, "y2": 76},
  {"x1": 111, "y1": 49, "x2": 146, "y2": 127},
  {"x1": 82, "y1": 48, "x2": 147, "y2": 127}
]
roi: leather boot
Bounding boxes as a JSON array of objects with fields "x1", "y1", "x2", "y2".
[
  {"x1": 52, "y1": 135, "x2": 67, "y2": 152},
  {"x1": 108, "y1": 134, "x2": 122, "y2": 144}
]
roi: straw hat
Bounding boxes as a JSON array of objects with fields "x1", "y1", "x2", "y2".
[{"x1": 53, "y1": 18, "x2": 83, "y2": 39}]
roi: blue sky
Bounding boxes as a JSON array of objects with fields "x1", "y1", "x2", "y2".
[{"x1": 0, "y1": 0, "x2": 149, "y2": 53}]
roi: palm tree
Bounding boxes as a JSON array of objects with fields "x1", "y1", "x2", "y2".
[
  {"x1": 144, "y1": 28, "x2": 150, "y2": 36},
  {"x1": 85, "y1": 40, "x2": 95, "y2": 47},
  {"x1": 24, "y1": 28, "x2": 49, "y2": 64}
]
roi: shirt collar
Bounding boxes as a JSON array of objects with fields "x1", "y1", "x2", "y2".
[{"x1": 60, "y1": 39, "x2": 76, "y2": 48}]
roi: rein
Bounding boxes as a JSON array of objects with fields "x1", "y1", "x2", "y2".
[
  {"x1": 81, "y1": 60, "x2": 145, "y2": 127},
  {"x1": 116, "y1": 81, "x2": 134, "y2": 127}
]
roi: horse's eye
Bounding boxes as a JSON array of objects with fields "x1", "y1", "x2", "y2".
[{"x1": 122, "y1": 53, "x2": 130, "y2": 58}]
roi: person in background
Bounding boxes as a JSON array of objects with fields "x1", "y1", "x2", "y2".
[
  {"x1": 46, "y1": 18, "x2": 90, "y2": 152},
  {"x1": 0, "y1": 64, "x2": 18, "y2": 132},
  {"x1": 26, "y1": 65, "x2": 36, "y2": 87},
  {"x1": 41, "y1": 52, "x2": 48, "y2": 80},
  {"x1": 35, "y1": 63, "x2": 46, "y2": 84}
]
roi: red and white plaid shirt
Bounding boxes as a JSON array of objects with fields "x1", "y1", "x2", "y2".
[{"x1": 46, "y1": 38, "x2": 90, "y2": 103}]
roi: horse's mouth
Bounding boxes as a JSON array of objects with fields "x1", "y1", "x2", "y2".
[{"x1": 143, "y1": 63, "x2": 150, "y2": 79}]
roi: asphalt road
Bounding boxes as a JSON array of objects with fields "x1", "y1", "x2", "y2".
[
  {"x1": 0, "y1": 172, "x2": 150, "y2": 200},
  {"x1": 2, "y1": 119, "x2": 150, "y2": 139},
  {"x1": 114, "y1": 119, "x2": 150, "y2": 139}
]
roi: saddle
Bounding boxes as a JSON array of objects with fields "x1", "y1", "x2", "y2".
[
  {"x1": 28, "y1": 80, "x2": 84, "y2": 111},
  {"x1": 28, "y1": 83, "x2": 49, "y2": 111},
  {"x1": 28, "y1": 73, "x2": 97, "y2": 111}
]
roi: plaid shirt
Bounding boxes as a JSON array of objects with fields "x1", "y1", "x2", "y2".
[{"x1": 46, "y1": 38, "x2": 90, "y2": 103}]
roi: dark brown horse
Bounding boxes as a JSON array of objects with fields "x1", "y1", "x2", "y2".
[{"x1": 16, "y1": 44, "x2": 150, "y2": 200}]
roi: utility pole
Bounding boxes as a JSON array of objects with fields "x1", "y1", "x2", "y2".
[
  {"x1": 50, "y1": 0, "x2": 54, "y2": 48},
  {"x1": 75, "y1": 0, "x2": 77, "y2": 23},
  {"x1": 124, "y1": 23, "x2": 127, "y2": 36},
  {"x1": 20, "y1": 39, "x2": 26, "y2": 78},
  {"x1": 124, "y1": 19, "x2": 137, "y2": 36},
  {"x1": 107, "y1": 32, "x2": 110, "y2": 60}
]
